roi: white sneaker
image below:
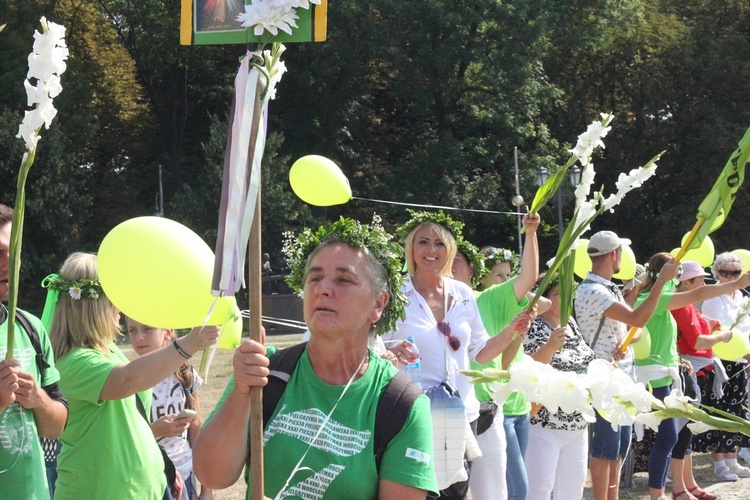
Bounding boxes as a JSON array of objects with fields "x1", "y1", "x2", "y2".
[
  {"x1": 739, "y1": 447, "x2": 750, "y2": 464},
  {"x1": 714, "y1": 466, "x2": 739, "y2": 481},
  {"x1": 728, "y1": 463, "x2": 750, "y2": 478}
]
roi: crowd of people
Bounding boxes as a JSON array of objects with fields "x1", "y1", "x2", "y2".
[{"x1": 3, "y1": 201, "x2": 750, "y2": 499}]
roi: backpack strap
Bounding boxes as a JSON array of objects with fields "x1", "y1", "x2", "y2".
[
  {"x1": 373, "y1": 370, "x2": 422, "y2": 469},
  {"x1": 15, "y1": 309, "x2": 51, "y2": 386},
  {"x1": 262, "y1": 342, "x2": 309, "y2": 425}
]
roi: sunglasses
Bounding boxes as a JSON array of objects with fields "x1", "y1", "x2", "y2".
[
  {"x1": 437, "y1": 321, "x2": 461, "y2": 351},
  {"x1": 718, "y1": 269, "x2": 742, "y2": 279}
]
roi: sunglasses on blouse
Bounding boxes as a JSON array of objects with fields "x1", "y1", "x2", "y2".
[
  {"x1": 437, "y1": 322, "x2": 461, "y2": 351},
  {"x1": 718, "y1": 269, "x2": 742, "y2": 279}
]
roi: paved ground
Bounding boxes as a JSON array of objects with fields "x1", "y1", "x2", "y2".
[{"x1": 582, "y1": 452, "x2": 750, "y2": 499}]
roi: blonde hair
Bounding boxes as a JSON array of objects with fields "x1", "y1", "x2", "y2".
[
  {"x1": 51, "y1": 252, "x2": 121, "y2": 359},
  {"x1": 404, "y1": 222, "x2": 456, "y2": 277}
]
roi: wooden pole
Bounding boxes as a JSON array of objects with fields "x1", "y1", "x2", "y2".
[
  {"x1": 248, "y1": 190, "x2": 264, "y2": 499},
  {"x1": 621, "y1": 218, "x2": 705, "y2": 351}
]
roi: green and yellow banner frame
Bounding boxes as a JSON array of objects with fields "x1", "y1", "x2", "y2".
[{"x1": 180, "y1": 0, "x2": 327, "y2": 46}]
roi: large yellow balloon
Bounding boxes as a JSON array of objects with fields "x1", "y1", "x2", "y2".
[
  {"x1": 731, "y1": 249, "x2": 750, "y2": 272},
  {"x1": 98, "y1": 217, "x2": 237, "y2": 329},
  {"x1": 289, "y1": 155, "x2": 352, "y2": 206},
  {"x1": 573, "y1": 239, "x2": 591, "y2": 279},
  {"x1": 675, "y1": 233, "x2": 714, "y2": 267},
  {"x1": 631, "y1": 327, "x2": 651, "y2": 360},
  {"x1": 712, "y1": 329, "x2": 750, "y2": 362},
  {"x1": 613, "y1": 245, "x2": 636, "y2": 280}
]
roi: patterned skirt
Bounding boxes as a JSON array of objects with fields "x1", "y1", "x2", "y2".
[{"x1": 692, "y1": 360, "x2": 750, "y2": 453}]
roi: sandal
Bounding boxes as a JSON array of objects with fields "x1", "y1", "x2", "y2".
[
  {"x1": 671, "y1": 491, "x2": 698, "y2": 500},
  {"x1": 687, "y1": 486, "x2": 718, "y2": 500}
]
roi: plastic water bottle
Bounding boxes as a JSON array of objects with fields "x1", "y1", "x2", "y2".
[{"x1": 404, "y1": 336, "x2": 422, "y2": 389}]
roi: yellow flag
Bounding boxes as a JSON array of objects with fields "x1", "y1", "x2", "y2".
[{"x1": 689, "y1": 126, "x2": 750, "y2": 249}]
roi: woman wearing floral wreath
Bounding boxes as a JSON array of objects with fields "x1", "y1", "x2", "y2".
[
  {"x1": 522, "y1": 273, "x2": 596, "y2": 500},
  {"x1": 633, "y1": 252, "x2": 750, "y2": 500},
  {"x1": 693, "y1": 252, "x2": 750, "y2": 483},
  {"x1": 384, "y1": 211, "x2": 533, "y2": 499},
  {"x1": 194, "y1": 217, "x2": 438, "y2": 499},
  {"x1": 48, "y1": 252, "x2": 220, "y2": 499}
]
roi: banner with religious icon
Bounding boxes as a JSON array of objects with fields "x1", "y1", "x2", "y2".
[{"x1": 180, "y1": 0, "x2": 327, "y2": 45}]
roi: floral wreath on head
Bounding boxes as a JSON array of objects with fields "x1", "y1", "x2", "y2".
[
  {"x1": 483, "y1": 247, "x2": 521, "y2": 275},
  {"x1": 394, "y1": 209, "x2": 465, "y2": 243},
  {"x1": 282, "y1": 215, "x2": 406, "y2": 334},
  {"x1": 42, "y1": 274, "x2": 103, "y2": 300},
  {"x1": 455, "y1": 238, "x2": 488, "y2": 288}
]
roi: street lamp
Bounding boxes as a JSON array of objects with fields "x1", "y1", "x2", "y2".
[{"x1": 536, "y1": 165, "x2": 582, "y2": 241}]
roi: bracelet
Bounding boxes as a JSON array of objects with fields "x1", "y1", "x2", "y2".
[{"x1": 173, "y1": 339, "x2": 192, "y2": 360}]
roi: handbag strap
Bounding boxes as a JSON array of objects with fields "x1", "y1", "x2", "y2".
[{"x1": 588, "y1": 315, "x2": 607, "y2": 351}]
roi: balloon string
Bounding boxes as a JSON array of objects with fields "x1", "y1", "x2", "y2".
[{"x1": 351, "y1": 196, "x2": 525, "y2": 215}]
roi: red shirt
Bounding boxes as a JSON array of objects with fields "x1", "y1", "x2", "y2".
[{"x1": 672, "y1": 304, "x2": 712, "y2": 358}]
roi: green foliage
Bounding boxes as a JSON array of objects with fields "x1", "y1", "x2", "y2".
[{"x1": 2, "y1": 0, "x2": 750, "y2": 313}]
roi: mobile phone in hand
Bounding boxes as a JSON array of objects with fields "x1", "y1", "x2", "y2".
[{"x1": 174, "y1": 409, "x2": 197, "y2": 421}]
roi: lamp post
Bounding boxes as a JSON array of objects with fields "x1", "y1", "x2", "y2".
[
  {"x1": 536, "y1": 165, "x2": 583, "y2": 241},
  {"x1": 512, "y1": 147, "x2": 524, "y2": 255}
]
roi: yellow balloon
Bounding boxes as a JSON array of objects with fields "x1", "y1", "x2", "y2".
[
  {"x1": 613, "y1": 245, "x2": 636, "y2": 280},
  {"x1": 712, "y1": 329, "x2": 750, "y2": 362},
  {"x1": 731, "y1": 249, "x2": 750, "y2": 272},
  {"x1": 98, "y1": 217, "x2": 237, "y2": 329},
  {"x1": 677, "y1": 233, "x2": 714, "y2": 267},
  {"x1": 218, "y1": 309, "x2": 243, "y2": 349},
  {"x1": 631, "y1": 327, "x2": 651, "y2": 360},
  {"x1": 573, "y1": 239, "x2": 591, "y2": 279},
  {"x1": 289, "y1": 155, "x2": 352, "y2": 206}
]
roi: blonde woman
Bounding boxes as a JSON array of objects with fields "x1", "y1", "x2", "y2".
[
  {"x1": 384, "y1": 212, "x2": 532, "y2": 499},
  {"x1": 49, "y1": 252, "x2": 219, "y2": 499}
]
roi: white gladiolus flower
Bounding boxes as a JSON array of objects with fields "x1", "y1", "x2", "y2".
[
  {"x1": 687, "y1": 421, "x2": 714, "y2": 435},
  {"x1": 17, "y1": 109, "x2": 45, "y2": 150},
  {"x1": 277, "y1": 0, "x2": 322, "y2": 11},
  {"x1": 16, "y1": 17, "x2": 67, "y2": 152},
  {"x1": 507, "y1": 357, "x2": 554, "y2": 401},
  {"x1": 552, "y1": 371, "x2": 592, "y2": 415},
  {"x1": 636, "y1": 411, "x2": 666, "y2": 432},
  {"x1": 664, "y1": 391, "x2": 695, "y2": 412}
]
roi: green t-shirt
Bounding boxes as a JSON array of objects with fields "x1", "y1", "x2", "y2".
[
  {"x1": 634, "y1": 291, "x2": 678, "y2": 388},
  {"x1": 0, "y1": 309, "x2": 60, "y2": 500},
  {"x1": 471, "y1": 279, "x2": 531, "y2": 415},
  {"x1": 211, "y1": 347, "x2": 438, "y2": 499},
  {"x1": 55, "y1": 344, "x2": 165, "y2": 499}
]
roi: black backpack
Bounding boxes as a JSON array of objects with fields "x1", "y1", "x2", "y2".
[
  {"x1": 257, "y1": 342, "x2": 422, "y2": 470},
  {"x1": 14, "y1": 309, "x2": 51, "y2": 385}
]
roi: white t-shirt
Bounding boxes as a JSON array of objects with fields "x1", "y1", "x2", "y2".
[
  {"x1": 574, "y1": 272, "x2": 636, "y2": 380},
  {"x1": 383, "y1": 276, "x2": 489, "y2": 421},
  {"x1": 150, "y1": 370, "x2": 203, "y2": 478}
]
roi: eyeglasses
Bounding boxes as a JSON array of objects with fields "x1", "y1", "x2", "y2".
[
  {"x1": 718, "y1": 269, "x2": 742, "y2": 279},
  {"x1": 437, "y1": 322, "x2": 461, "y2": 351}
]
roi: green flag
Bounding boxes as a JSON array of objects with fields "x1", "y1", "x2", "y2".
[{"x1": 689, "y1": 126, "x2": 750, "y2": 249}]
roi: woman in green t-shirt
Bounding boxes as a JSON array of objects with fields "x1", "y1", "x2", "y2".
[
  {"x1": 194, "y1": 218, "x2": 438, "y2": 499},
  {"x1": 48, "y1": 252, "x2": 220, "y2": 500}
]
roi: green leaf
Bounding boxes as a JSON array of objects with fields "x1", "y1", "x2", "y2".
[{"x1": 528, "y1": 156, "x2": 577, "y2": 214}]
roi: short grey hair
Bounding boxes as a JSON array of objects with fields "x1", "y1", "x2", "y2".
[{"x1": 712, "y1": 252, "x2": 743, "y2": 279}]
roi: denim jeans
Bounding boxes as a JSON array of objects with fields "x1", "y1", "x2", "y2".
[
  {"x1": 590, "y1": 412, "x2": 632, "y2": 460},
  {"x1": 649, "y1": 385, "x2": 678, "y2": 489},
  {"x1": 504, "y1": 413, "x2": 530, "y2": 500}
]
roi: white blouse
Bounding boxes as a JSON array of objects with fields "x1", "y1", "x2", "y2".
[{"x1": 384, "y1": 276, "x2": 489, "y2": 421}]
